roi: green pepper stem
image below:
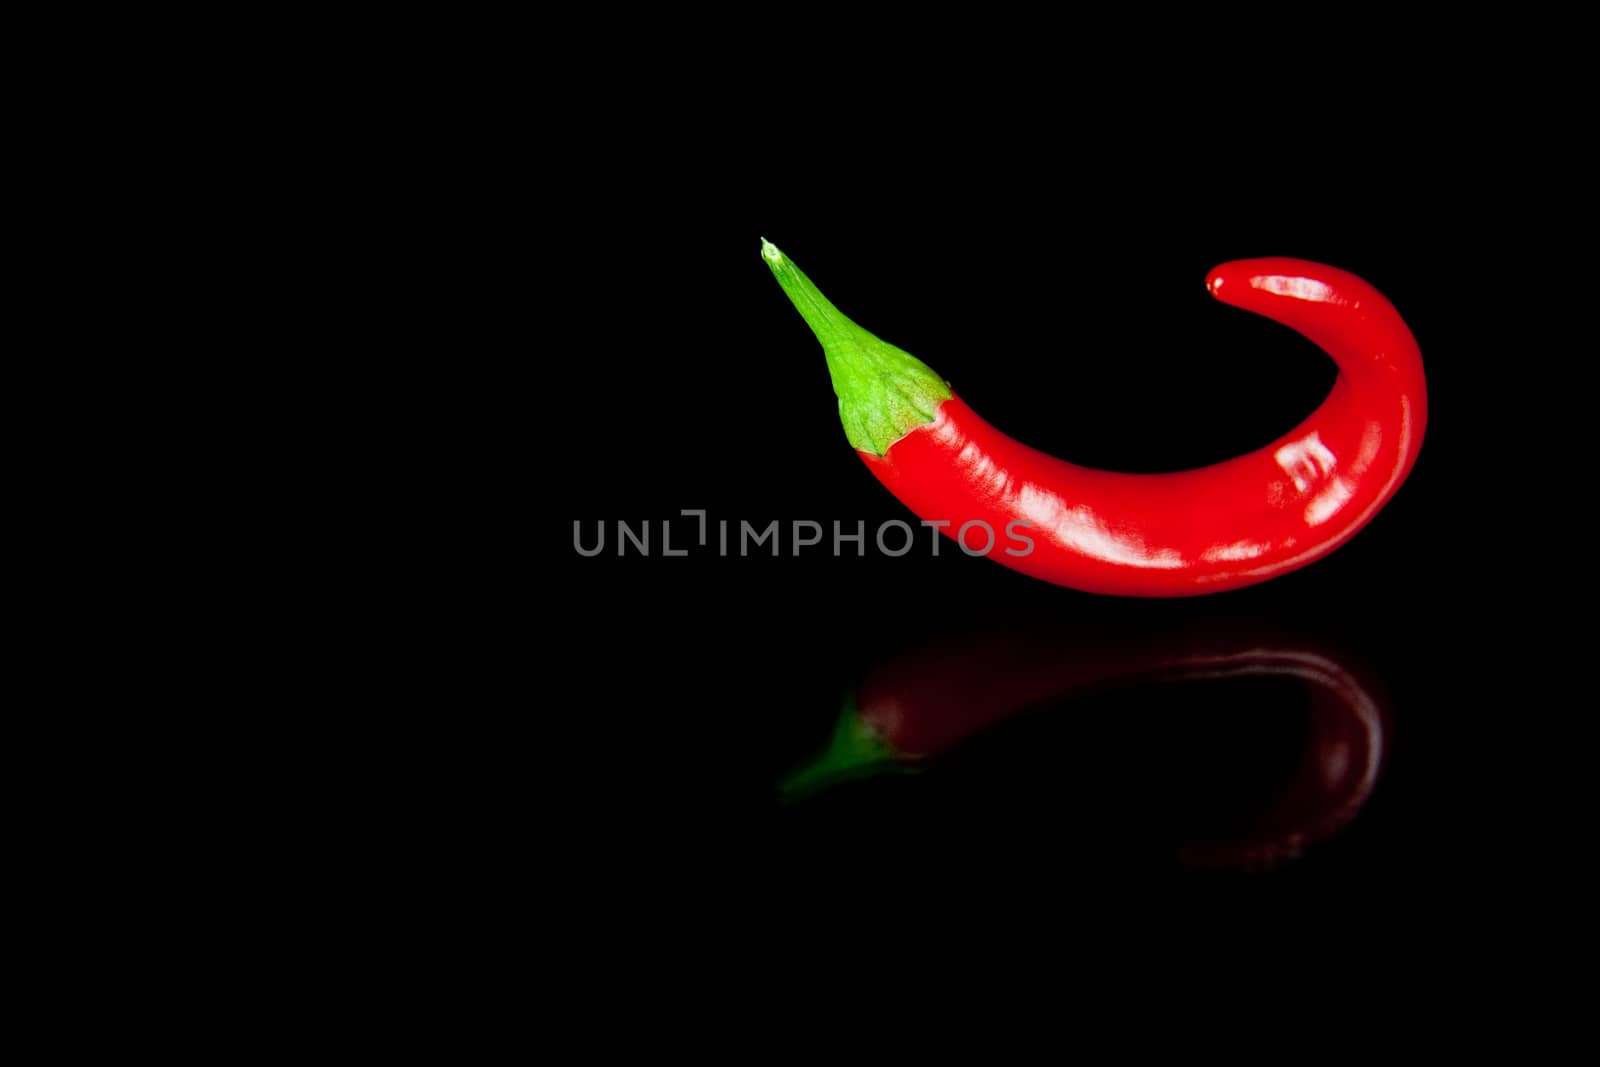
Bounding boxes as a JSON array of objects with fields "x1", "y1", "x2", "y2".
[{"x1": 762, "y1": 240, "x2": 951, "y2": 456}]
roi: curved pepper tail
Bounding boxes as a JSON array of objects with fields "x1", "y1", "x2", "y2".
[{"x1": 1205, "y1": 255, "x2": 1427, "y2": 478}]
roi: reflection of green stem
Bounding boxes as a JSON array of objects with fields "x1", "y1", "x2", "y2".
[{"x1": 779, "y1": 693, "x2": 910, "y2": 802}]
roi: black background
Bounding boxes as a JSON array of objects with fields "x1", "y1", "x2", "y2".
[{"x1": 509, "y1": 127, "x2": 1560, "y2": 950}]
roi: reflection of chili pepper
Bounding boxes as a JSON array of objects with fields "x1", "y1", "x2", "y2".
[
  {"x1": 762, "y1": 241, "x2": 1427, "y2": 595},
  {"x1": 781, "y1": 624, "x2": 1387, "y2": 870}
]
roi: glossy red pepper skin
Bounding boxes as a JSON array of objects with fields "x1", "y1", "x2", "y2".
[{"x1": 858, "y1": 258, "x2": 1427, "y2": 595}]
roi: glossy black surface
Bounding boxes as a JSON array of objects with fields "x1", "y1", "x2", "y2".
[{"x1": 511, "y1": 137, "x2": 1553, "y2": 946}]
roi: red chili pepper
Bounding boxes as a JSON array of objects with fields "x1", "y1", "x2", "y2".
[
  {"x1": 762, "y1": 241, "x2": 1427, "y2": 595},
  {"x1": 780, "y1": 623, "x2": 1388, "y2": 870}
]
